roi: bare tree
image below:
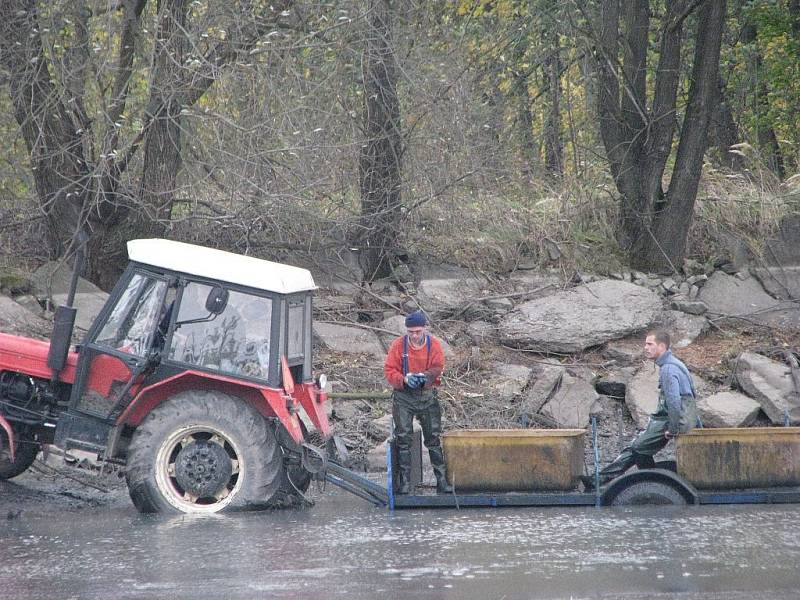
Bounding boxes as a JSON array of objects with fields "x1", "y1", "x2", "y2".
[
  {"x1": 356, "y1": 0, "x2": 403, "y2": 280},
  {"x1": 0, "y1": 0, "x2": 290, "y2": 286},
  {"x1": 543, "y1": 9, "x2": 563, "y2": 177},
  {"x1": 591, "y1": 0, "x2": 726, "y2": 272}
]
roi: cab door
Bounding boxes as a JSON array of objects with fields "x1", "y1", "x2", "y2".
[{"x1": 70, "y1": 271, "x2": 169, "y2": 424}]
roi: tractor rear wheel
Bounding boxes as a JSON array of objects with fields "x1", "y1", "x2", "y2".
[
  {"x1": 125, "y1": 391, "x2": 283, "y2": 514},
  {"x1": 0, "y1": 431, "x2": 39, "y2": 480}
]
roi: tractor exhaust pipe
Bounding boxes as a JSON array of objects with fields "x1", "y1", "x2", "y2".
[{"x1": 47, "y1": 231, "x2": 88, "y2": 378}]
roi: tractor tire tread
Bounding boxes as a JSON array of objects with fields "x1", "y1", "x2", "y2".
[{"x1": 125, "y1": 390, "x2": 283, "y2": 513}]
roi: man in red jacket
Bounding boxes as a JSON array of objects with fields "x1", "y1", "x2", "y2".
[{"x1": 384, "y1": 310, "x2": 452, "y2": 494}]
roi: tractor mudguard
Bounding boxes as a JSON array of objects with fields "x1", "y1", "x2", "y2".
[{"x1": 117, "y1": 370, "x2": 305, "y2": 443}]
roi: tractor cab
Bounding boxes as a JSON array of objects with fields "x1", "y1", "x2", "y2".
[{"x1": 54, "y1": 239, "x2": 326, "y2": 462}]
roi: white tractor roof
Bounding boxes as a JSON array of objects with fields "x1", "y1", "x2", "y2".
[{"x1": 127, "y1": 239, "x2": 316, "y2": 295}]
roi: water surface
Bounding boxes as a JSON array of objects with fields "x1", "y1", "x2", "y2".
[{"x1": 2, "y1": 487, "x2": 799, "y2": 599}]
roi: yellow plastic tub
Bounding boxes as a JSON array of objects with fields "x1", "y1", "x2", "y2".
[
  {"x1": 442, "y1": 429, "x2": 585, "y2": 492},
  {"x1": 677, "y1": 427, "x2": 800, "y2": 489}
]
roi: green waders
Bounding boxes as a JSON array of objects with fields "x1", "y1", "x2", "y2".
[
  {"x1": 392, "y1": 387, "x2": 452, "y2": 494},
  {"x1": 597, "y1": 393, "x2": 697, "y2": 482}
]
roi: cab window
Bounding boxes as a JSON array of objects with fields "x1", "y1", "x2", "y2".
[
  {"x1": 94, "y1": 273, "x2": 167, "y2": 357},
  {"x1": 168, "y1": 282, "x2": 272, "y2": 379},
  {"x1": 287, "y1": 298, "x2": 305, "y2": 361}
]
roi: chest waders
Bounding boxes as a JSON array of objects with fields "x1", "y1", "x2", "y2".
[
  {"x1": 392, "y1": 335, "x2": 452, "y2": 494},
  {"x1": 592, "y1": 393, "x2": 697, "y2": 486}
]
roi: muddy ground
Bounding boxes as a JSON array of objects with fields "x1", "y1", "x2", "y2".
[{"x1": 0, "y1": 460, "x2": 129, "y2": 516}]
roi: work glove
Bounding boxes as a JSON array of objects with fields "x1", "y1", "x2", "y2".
[{"x1": 404, "y1": 374, "x2": 421, "y2": 389}]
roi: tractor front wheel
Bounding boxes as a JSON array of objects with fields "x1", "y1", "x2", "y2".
[
  {"x1": 0, "y1": 430, "x2": 39, "y2": 480},
  {"x1": 125, "y1": 391, "x2": 284, "y2": 514}
]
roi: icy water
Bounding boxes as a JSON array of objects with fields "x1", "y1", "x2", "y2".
[{"x1": 2, "y1": 487, "x2": 800, "y2": 599}]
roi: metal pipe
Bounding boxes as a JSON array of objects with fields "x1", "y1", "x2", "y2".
[
  {"x1": 592, "y1": 415, "x2": 601, "y2": 507},
  {"x1": 386, "y1": 434, "x2": 395, "y2": 511},
  {"x1": 65, "y1": 230, "x2": 88, "y2": 309}
]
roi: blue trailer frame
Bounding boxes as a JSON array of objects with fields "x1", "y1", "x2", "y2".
[{"x1": 323, "y1": 417, "x2": 800, "y2": 509}]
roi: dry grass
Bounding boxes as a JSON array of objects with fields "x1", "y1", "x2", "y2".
[
  {"x1": 404, "y1": 168, "x2": 798, "y2": 278},
  {"x1": 690, "y1": 167, "x2": 798, "y2": 262}
]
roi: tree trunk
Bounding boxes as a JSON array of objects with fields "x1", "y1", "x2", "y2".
[
  {"x1": 357, "y1": 0, "x2": 403, "y2": 281},
  {"x1": 593, "y1": 0, "x2": 725, "y2": 271},
  {"x1": 139, "y1": 0, "x2": 190, "y2": 229},
  {"x1": 641, "y1": 0, "x2": 726, "y2": 271},
  {"x1": 543, "y1": 27, "x2": 563, "y2": 177},
  {"x1": 0, "y1": 0, "x2": 89, "y2": 257},
  {"x1": 741, "y1": 20, "x2": 786, "y2": 179},
  {"x1": 594, "y1": 0, "x2": 659, "y2": 249},
  {"x1": 710, "y1": 78, "x2": 747, "y2": 172}
]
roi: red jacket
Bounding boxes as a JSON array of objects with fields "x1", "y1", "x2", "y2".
[{"x1": 384, "y1": 335, "x2": 445, "y2": 390}]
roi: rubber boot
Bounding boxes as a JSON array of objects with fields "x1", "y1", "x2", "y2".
[
  {"x1": 633, "y1": 452, "x2": 656, "y2": 470},
  {"x1": 428, "y1": 447, "x2": 453, "y2": 494},
  {"x1": 396, "y1": 449, "x2": 412, "y2": 495}
]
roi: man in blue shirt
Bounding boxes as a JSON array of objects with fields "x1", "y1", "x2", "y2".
[{"x1": 583, "y1": 330, "x2": 698, "y2": 489}]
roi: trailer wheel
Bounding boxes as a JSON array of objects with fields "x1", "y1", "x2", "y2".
[
  {"x1": 607, "y1": 480, "x2": 689, "y2": 506},
  {"x1": 0, "y1": 432, "x2": 39, "y2": 480},
  {"x1": 125, "y1": 391, "x2": 283, "y2": 514}
]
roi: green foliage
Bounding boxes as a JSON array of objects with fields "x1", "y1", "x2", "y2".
[
  {"x1": 727, "y1": 1, "x2": 800, "y2": 171},
  {"x1": 448, "y1": 0, "x2": 592, "y2": 177}
]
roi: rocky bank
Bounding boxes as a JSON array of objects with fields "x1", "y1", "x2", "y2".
[{"x1": 2, "y1": 244, "x2": 800, "y2": 501}]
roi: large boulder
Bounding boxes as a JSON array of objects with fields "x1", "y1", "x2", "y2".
[
  {"x1": 603, "y1": 336, "x2": 645, "y2": 365},
  {"x1": 734, "y1": 352, "x2": 800, "y2": 424},
  {"x1": 51, "y1": 292, "x2": 109, "y2": 332},
  {"x1": 29, "y1": 261, "x2": 109, "y2": 332},
  {"x1": 466, "y1": 320, "x2": 497, "y2": 345},
  {"x1": 483, "y1": 362, "x2": 533, "y2": 398},
  {"x1": 301, "y1": 250, "x2": 363, "y2": 294},
  {"x1": 0, "y1": 296, "x2": 52, "y2": 339},
  {"x1": 659, "y1": 310, "x2": 709, "y2": 349},
  {"x1": 699, "y1": 271, "x2": 799, "y2": 327},
  {"x1": 416, "y1": 276, "x2": 484, "y2": 318},
  {"x1": 625, "y1": 364, "x2": 660, "y2": 428},
  {"x1": 517, "y1": 361, "x2": 566, "y2": 416},
  {"x1": 30, "y1": 260, "x2": 106, "y2": 298},
  {"x1": 499, "y1": 280, "x2": 662, "y2": 353},
  {"x1": 507, "y1": 271, "x2": 563, "y2": 295},
  {"x1": 752, "y1": 266, "x2": 800, "y2": 301},
  {"x1": 696, "y1": 391, "x2": 761, "y2": 428},
  {"x1": 763, "y1": 214, "x2": 800, "y2": 266},
  {"x1": 540, "y1": 369, "x2": 600, "y2": 428},
  {"x1": 313, "y1": 322, "x2": 385, "y2": 359}
]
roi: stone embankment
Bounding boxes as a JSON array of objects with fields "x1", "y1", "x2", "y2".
[{"x1": 304, "y1": 257, "x2": 800, "y2": 471}]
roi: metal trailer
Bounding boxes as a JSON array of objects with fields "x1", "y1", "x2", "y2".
[{"x1": 323, "y1": 417, "x2": 800, "y2": 509}]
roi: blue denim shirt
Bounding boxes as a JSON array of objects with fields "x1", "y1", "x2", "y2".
[{"x1": 656, "y1": 350, "x2": 696, "y2": 430}]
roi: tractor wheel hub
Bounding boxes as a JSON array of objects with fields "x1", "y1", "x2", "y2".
[{"x1": 174, "y1": 440, "x2": 232, "y2": 498}]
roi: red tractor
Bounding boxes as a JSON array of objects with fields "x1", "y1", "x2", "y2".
[{"x1": 0, "y1": 238, "x2": 331, "y2": 513}]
